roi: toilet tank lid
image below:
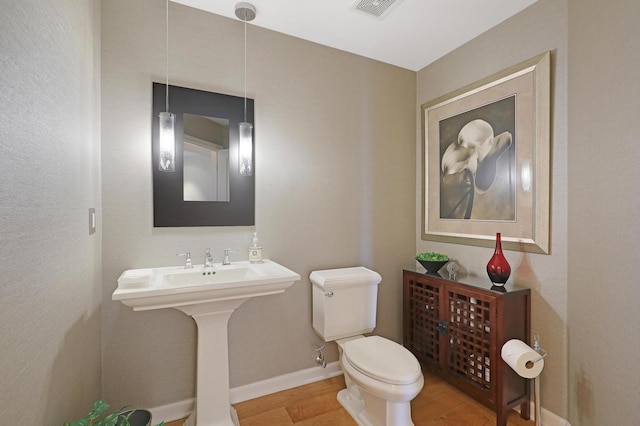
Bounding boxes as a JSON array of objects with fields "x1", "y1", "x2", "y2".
[{"x1": 310, "y1": 266, "x2": 382, "y2": 290}]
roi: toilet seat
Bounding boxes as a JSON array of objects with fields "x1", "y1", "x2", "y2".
[{"x1": 343, "y1": 336, "x2": 421, "y2": 385}]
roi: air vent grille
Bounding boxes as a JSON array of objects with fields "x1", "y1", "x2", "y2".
[{"x1": 354, "y1": 0, "x2": 403, "y2": 18}]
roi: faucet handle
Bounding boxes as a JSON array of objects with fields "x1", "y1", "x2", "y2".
[
  {"x1": 223, "y1": 249, "x2": 236, "y2": 265},
  {"x1": 177, "y1": 251, "x2": 193, "y2": 269},
  {"x1": 204, "y1": 248, "x2": 214, "y2": 268}
]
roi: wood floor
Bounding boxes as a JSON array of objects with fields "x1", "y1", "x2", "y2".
[{"x1": 164, "y1": 368, "x2": 534, "y2": 425}]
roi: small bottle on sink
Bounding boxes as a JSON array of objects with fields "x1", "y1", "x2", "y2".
[{"x1": 249, "y1": 232, "x2": 263, "y2": 263}]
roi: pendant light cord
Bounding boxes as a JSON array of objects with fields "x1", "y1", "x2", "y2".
[
  {"x1": 165, "y1": 0, "x2": 170, "y2": 113},
  {"x1": 243, "y1": 10, "x2": 247, "y2": 122}
]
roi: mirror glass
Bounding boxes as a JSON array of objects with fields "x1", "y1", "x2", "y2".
[
  {"x1": 183, "y1": 114, "x2": 230, "y2": 202},
  {"x1": 152, "y1": 83, "x2": 255, "y2": 227}
]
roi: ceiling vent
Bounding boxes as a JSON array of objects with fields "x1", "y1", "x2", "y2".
[{"x1": 354, "y1": 0, "x2": 404, "y2": 19}]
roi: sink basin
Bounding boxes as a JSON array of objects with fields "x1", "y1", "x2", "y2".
[
  {"x1": 113, "y1": 259, "x2": 301, "y2": 311},
  {"x1": 112, "y1": 259, "x2": 300, "y2": 426},
  {"x1": 161, "y1": 266, "x2": 256, "y2": 287}
]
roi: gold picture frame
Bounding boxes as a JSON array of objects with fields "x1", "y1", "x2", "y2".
[{"x1": 421, "y1": 51, "x2": 550, "y2": 254}]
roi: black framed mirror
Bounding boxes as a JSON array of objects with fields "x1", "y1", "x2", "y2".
[{"x1": 152, "y1": 83, "x2": 255, "y2": 226}]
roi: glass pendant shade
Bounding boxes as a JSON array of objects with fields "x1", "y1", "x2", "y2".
[
  {"x1": 159, "y1": 111, "x2": 176, "y2": 172},
  {"x1": 239, "y1": 121, "x2": 253, "y2": 176}
]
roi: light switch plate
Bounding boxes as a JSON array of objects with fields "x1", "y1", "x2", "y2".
[{"x1": 89, "y1": 208, "x2": 96, "y2": 235}]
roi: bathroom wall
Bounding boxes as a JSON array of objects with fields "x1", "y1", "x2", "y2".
[
  {"x1": 101, "y1": 0, "x2": 415, "y2": 409},
  {"x1": 416, "y1": 0, "x2": 569, "y2": 418},
  {"x1": 0, "y1": 1, "x2": 102, "y2": 424},
  {"x1": 567, "y1": 0, "x2": 640, "y2": 425}
]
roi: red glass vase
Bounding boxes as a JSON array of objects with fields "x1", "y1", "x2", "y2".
[{"x1": 486, "y1": 233, "x2": 511, "y2": 285}]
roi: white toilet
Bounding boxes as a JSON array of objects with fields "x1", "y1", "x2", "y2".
[{"x1": 311, "y1": 267, "x2": 424, "y2": 426}]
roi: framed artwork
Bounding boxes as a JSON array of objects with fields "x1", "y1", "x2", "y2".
[{"x1": 421, "y1": 51, "x2": 550, "y2": 254}]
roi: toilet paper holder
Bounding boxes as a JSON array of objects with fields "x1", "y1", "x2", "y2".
[{"x1": 527, "y1": 334, "x2": 548, "y2": 367}]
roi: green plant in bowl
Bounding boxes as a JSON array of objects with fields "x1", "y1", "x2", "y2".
[
  {"x1": 416, "y1": 252, "x2": 449, "y2": 261},
  {"x1": 416, "y1": 252, "x2": 449, "y2": 274}
]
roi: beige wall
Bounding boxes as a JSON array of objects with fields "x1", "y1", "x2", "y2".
[
  {"x1": 0, "y1": 0, "x2": 102, "y2": 424},
  {"x1": 567, "y1": 0, "x2": 640, "y2": 425},
  {"x1": 101, "y1": 0, "x2": 415, "y2": 408},
  {"x1": 416, "y1": 0, "x2": 569, "y2": 418}
]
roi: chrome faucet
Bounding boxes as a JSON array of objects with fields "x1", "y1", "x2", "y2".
[
  {"x1": 204, "y1": 248, "x2": 214, "y2": 268},
  {"x1": 222, "y1": 249, "x2": 234, "y2": 265},
  {"x1": 177, "y1": 252, "x2": 193, "y2": 269}
]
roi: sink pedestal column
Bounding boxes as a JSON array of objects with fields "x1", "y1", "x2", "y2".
[{"x1": 177, "y1": 299, "x2": 249, "y2": 426}]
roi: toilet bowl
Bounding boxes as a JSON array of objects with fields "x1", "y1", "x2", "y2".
[{"x1": 336, "y1": 335, "x2": 424, "y2": 426}]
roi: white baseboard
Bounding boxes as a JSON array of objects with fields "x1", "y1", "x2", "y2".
[
  {"x1": 515, "y1": 401, "x2": 572, "y2": 426},
  {"x1": 149, "y1": 361, "x2": 342, "y2": 423},
  {"x1": 150, "y1": 362, "x2": 571, "y2": 426},
  {"x1": 230, "y1": 361, "x2": 342, "y2": 404},
  {"x1": 148, "y1": 398, "x2": 194, "y2": 425}
]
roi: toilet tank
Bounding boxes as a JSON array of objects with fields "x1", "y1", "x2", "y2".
[{"x1": 310, "y1": 266, "x2": 382, "y2": 342}]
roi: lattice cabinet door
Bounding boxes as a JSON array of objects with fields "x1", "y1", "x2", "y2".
[
  {"x1": 444, "y1": 287, "x2": 497, "y2": 403},
  {"x1": 402, "y1": 273, "x2": 443, "y2": 367}
]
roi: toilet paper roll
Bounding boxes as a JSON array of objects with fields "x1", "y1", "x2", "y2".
[{"x1": 501, "y1": 339, "x2": 544, "y2": 379}]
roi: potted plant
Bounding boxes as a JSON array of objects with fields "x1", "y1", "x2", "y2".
[
  {"x1": 415, "y1": 252, "x2": 450, "y2": 275},
  {"x1": 64, "y1": 399, "x2": 164, "y2": 426}
]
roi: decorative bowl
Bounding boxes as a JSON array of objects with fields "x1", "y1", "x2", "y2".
[{"x1": 416, "y1": 258, "x2": 449, "y2": 275}]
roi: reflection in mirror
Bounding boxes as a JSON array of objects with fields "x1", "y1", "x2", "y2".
[{"x1": 183, "y1": 114, "x2": 230, "y2": 202}]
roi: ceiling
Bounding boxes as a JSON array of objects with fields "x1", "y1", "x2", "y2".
[{"x1": 172, "y1": 0, "x2": 537, "y2": 71}]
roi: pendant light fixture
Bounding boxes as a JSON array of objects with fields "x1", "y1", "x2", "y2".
[
  {"x1": 159, "y1": 0, "x2": 175, "y2": 172},
  {"x1": 235, "y1": 2, "x2": 256, "y2": 176}
]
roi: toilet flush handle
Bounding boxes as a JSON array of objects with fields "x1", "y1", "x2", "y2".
[{"x1": 325, "y1": 291, "x2": 334, "y2": 297}]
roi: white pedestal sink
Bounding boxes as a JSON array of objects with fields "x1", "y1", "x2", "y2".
[{"x1": 112, "y1": 260, "x2": 301, "y2": 426}]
